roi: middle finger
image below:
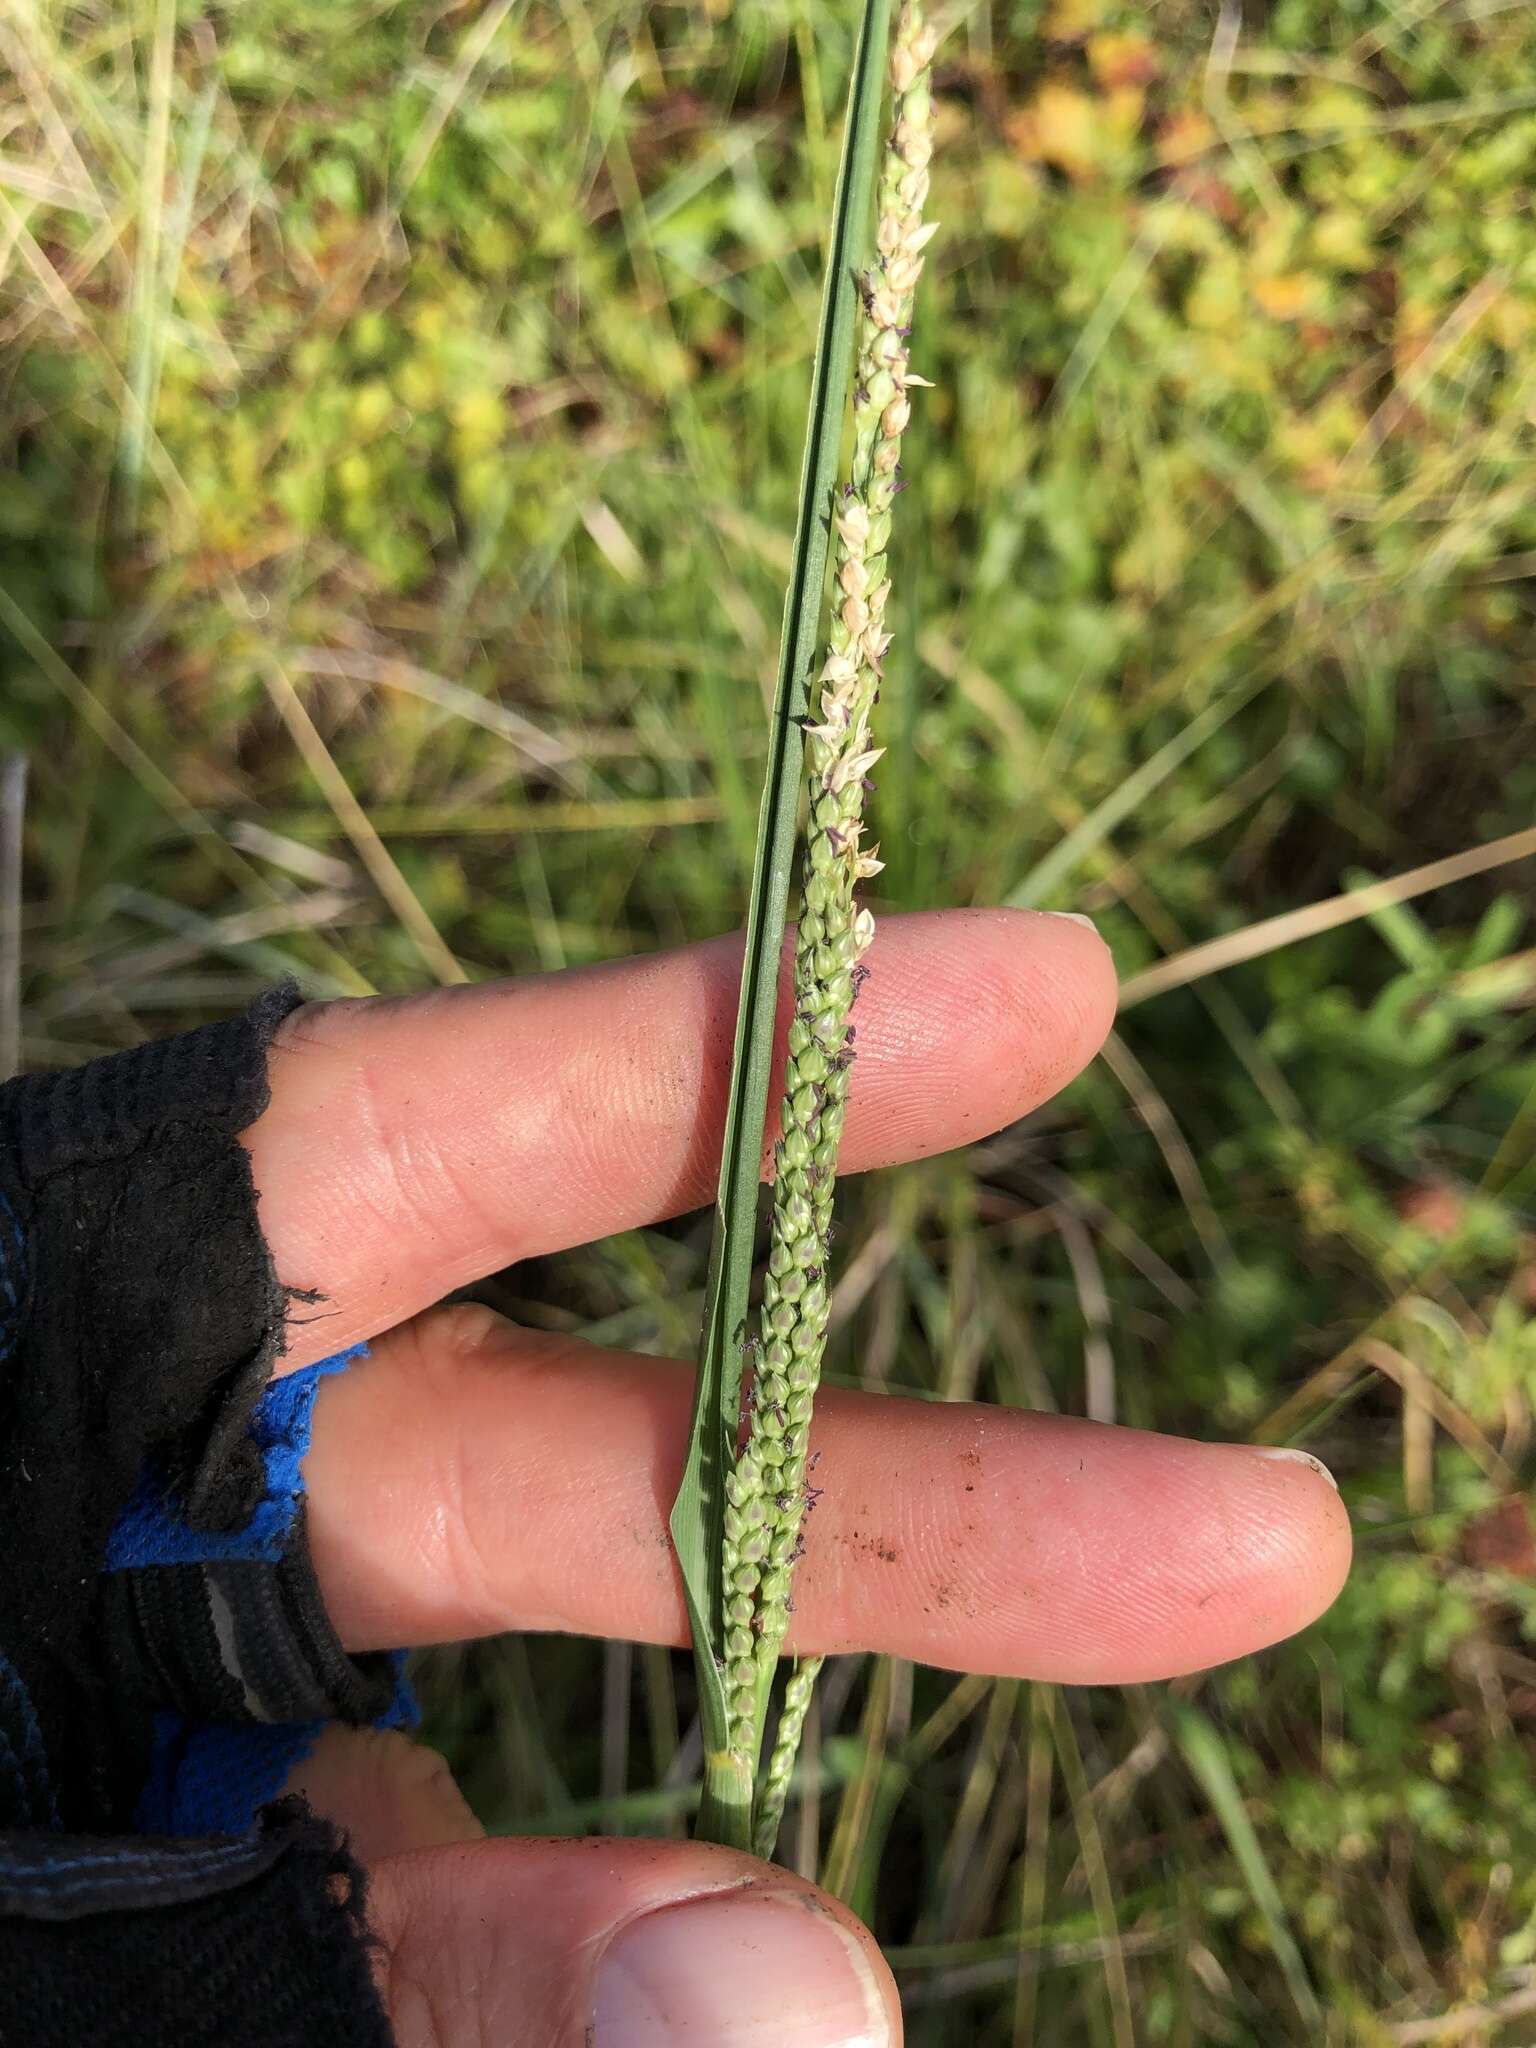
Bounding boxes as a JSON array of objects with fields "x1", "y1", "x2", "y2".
[{"x1": 303, "y1": 1305, "x2": 1351, "y2": 1684}]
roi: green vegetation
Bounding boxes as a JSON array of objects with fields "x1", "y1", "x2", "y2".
[{"x1": 4, "y1": 1, "x2": 1536, "y2": 2039}]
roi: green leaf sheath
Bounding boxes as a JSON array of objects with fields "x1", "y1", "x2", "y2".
[
  {"x1": 671, "y1": 0, "x2": 897, "y2": 1853},
  {"x1": 722, "y1": 1, "x2": 938, "y2": 1793}
]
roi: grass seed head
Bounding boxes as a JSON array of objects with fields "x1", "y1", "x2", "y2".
[{"x1": 722, "y1": 0, "x2": 938, "y2": 1769}]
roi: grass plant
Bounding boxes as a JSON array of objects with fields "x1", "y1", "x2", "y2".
[{"x1": 684, "y1": 0, "x2": 939, "y2": 1859}]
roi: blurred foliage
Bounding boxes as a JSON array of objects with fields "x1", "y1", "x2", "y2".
[{"x1": 4, "y1": 0, "x2": 1536, "y2": 2039}]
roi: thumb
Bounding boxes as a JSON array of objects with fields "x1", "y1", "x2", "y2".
[
  {"x1": 368, "y1": 1835, "x2": 899, "y2": 2048},
  {"x1": 283, "y1": 1725, "x2": 484, "y2": 1863},
  {"x1": 286, "y1": 1724, "x2": 899, "y2": 2048}
]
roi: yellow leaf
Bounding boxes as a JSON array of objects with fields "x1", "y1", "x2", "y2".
[
  {"x1": 1252, "y1": 273, "x2": 1312, "y2": 321},
  {"x1": 1186, "y1": 259, "x2": 1244, "y2": 333},
  {"x1": 452, "y1": 389, "x2": 506, "y2": 455},
  {"x1": 1104, "y1": 84, "x2": 1146, "y2": 145},
  {"x1": 1044, "y1": 0, "x2": 1108, "y2": 39},
  {"x1": 1487, "y1": 292, "x2": 1530, "y2": 351},
  {"x1": 1088, "y1": 32, "x2": 1158, "y2": 88},
  {"x1": 349, "y1": 380, "x2": 394, "y2": 437},
  {"x1": 1009, "y1": 82, "x2": 1100, "y2": 182},
  {"x1": 1156, "y1": 109, "x2": 1216, "y2": 166},
  {"x1": 1310, "y1": 210, "x2": 1375, "y2": 273}
]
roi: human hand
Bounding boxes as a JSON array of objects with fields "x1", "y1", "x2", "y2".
[{"x1": 241, "y1": 908, "x2": 1350, "y2": 2046}]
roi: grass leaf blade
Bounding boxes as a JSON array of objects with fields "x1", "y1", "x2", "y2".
[
  {"x1": 1170, "y1": 1700, "x2": 1322, "y2": 2030},
  {"x1": 669, "y1": 0, "x2": 896, "y2": 1850}
]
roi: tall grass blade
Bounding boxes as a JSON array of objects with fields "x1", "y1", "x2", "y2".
[
  {"x1": 118, "y1": 0, "x2": 176, "y2": 533},
  {"x1": 1170, "y1": 1700, "x2": 1322, "y2": 2031},
  {"x1": 669, "y1": 0, "x2": 896, "y2": 1851},
  {"x1": 0, "y1": 753, "x2": 26, "y2": 1082}
]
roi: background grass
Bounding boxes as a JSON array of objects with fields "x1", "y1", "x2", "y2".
[{"x1": 4, "y1": 0, "x2": 1536, "y2": 2039}]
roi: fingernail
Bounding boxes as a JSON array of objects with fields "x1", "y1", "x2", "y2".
[
  {"x1": 593, "y1": 1887, "x2": 893, "y2": 2047},
  {"x1": 1253, "y1": 1446, "x2": 1339, "y2": 1491},
  {"x1": 1044, "y1": 911, "x2": 1098, "y2": 934}
]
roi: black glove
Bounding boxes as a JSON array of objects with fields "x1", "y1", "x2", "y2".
[{"x1": 0, "y1": 989, "x2": 399, "y2": 2045}]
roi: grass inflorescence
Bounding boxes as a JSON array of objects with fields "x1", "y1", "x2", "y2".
[{"x1": 719, "y1": 0, "x2": 938, "y2": 1849}]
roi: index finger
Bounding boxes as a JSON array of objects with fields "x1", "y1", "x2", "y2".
[{"x1": 244, "y1": 908, "x2": 1115, "y2": 1369}]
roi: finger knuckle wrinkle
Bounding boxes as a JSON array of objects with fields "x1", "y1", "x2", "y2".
[
  {"x1": 412, "y1": 1300, "x2": 512, "y2": 1363},
  {"x1": 353, "y1": 1045, "x2": 505, "y2": 1250},
  {"x1": 383, "y1": 1957, "x2": 481, "y2": 2048}
]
